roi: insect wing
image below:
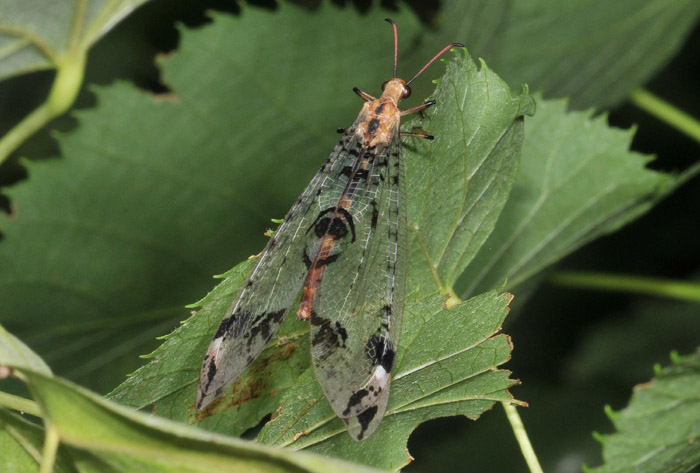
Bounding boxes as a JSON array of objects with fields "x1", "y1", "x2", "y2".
[
  {"x1": 196, "y1": 129, "x2": 367, "y2": 410},
  {"x1": 310, "y1": 129, "x2": 405, "y2": 441}
]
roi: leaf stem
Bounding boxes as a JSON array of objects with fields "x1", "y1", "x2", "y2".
[
  {"x1": 502, "y1": 403, "x2": 544, "y2": 473},
  {"x1": 0, "y1": 51, "x2": 86, "y2": 166},
  {"x1": 39, "y1": 423, "x2": 59, "y2": 473},
  {"x1": 0, "y1": 390, "x2": 42, "y2": 417},
  {"x1": 550, "y1": 271, "x2": 700, "y2": 303},
  {"x1": 629, "y1": 88, "x2": 700, "y2": 145}
]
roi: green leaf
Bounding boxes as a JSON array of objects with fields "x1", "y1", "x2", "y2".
[
  {"x1": 13, "y1": 371, "x2": 384, "y2": 472},
  {"x1": 0, "y1": 323, "x2": 51, "y2": 375},
  {"x1": 457, "y1": 97, "x2": 674, "y2": 299},
  {"x1": 589, "y1": 349, "x2": 700, "y2": 473},
  {"x1": 0, "y1": 0, "x2": 149, "y2": 80},
  {"x1": 0, "y1": 323, "x2": 382, "y2": 472},
  {"x1": 422, "y1": 0, "x2": 700, "y2": 109},
  {"x1": 0, "y1": 408, "x2": 72, "y2": 473},
  {"x1": 404, "y1": 54, "x2": 534, "y2": 296}
]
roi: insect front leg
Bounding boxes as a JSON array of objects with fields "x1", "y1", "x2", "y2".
[
  {"x1": 353, "y1": 87, "x2": 377, "y2": 102},
  {"x1": 400, "y1": 99, "x2": 436, "y2": 116}
]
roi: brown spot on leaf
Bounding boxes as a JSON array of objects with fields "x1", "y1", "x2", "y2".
[
  {"x1": 268, "y1": 404, "x2": 284, "y2": 424},
  {"x1": 282, "y1": 342, "x2": 299, "y2": 359},
  {"x1": 192, "y1": 392, "x2": 226, "y2": 421},
  {"x1": 228, "y1": 378, "x2": 264, "y2": 409}
]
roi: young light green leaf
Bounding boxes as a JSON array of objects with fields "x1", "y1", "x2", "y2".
[
  {"x1": 419, "y1": 0, "x2": 700, "y2": 109},
  {"x1": 458, "y1": 98, "x2": 674, "y2": 299},
  {"x1": 589, "y1": 349, "x2": 700, "y2": 473},
  {"x1": 0, "y1": 0, "x2": 149, "y2": 80},
  {"x1": 1, "y1": 334, "x2": 384, "y2": 473},
  {"x1": 0, "y1": 408, "x2": 77, "y2": 473},
  {"x1": 0, "y1": 322, "x2": 51, "y2": 375}
]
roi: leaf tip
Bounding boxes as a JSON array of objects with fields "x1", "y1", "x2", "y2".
[{"x1": 603, "y1": 404, "x2": 617, "y2": 421}]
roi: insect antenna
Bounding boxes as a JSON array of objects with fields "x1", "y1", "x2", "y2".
[
  {"x1": 385, "y1": 18, "x2": 399, "y2": 78},
  {"x1": 406, "y1": 41, "x2": 465, "y2": 86}
]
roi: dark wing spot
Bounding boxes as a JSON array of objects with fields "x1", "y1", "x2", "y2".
[
  {"x1": 311, "y1": 312, "x2": 348, "y2": 356},
  {"x1": 205, "y1": 358, "x2": 217, "y2": 386},
  {"x1": 315, "y1": 253, "x2": 340, "y2": 268},
  {"x1": 334, "y1": 321, "x2": 348, "y2": 345},
  {"x1": 328, "y1": 216, "x2": 350, "y2": 239},
  {"x1": 314, "y1": 216, "x2": 332, "y2": 238},
  {"x1": 336, "y1": 208, "x2": 357, "y2": 242},
  {"x1": 370, "y1": 200, "x2": 379, "y2": 229},
  {"x1": 246, "y1": 309, "x2": 287, "y2": 344},
  {"x1": 365, "y1": 334, "x2": 385, "y2": 366},
  {"x1": 380, "y1": 346, "x2": 395, "y2": 373},
  {"x1": 342, "y1": 166, "x2": 369, "y2": 183},
  {"x1": 309, "y1": 207, "x2": 357, "y2": 242},
  {"x1": 364, "y1": 334, "x2": 395, "y2": 372},
  {"x1": 308, "y1": 207, "x2": 336, "y2": 236},
  {"x1": 354, "y1": 405, "x2": 379, "y2": 441},
  {"x1": 354, "y1": 168, "x2": 369, "y2": 181},
  {"x1": 214, "y1": 315, "x2": 236, "y2": 339},
  {"x1": 343, "y1": 389, "x2": 369, "y2": 416}
]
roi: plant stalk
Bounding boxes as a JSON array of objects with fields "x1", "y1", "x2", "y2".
[
  {"x1": 0, "y1": 51, "x2": 86, "y2": 166},
  {"x1": 551, "y1": 271, "x2": 700, "y2": 303},
  {"x1": 39, "y1": 423, "x2": 59, "y2": 473},
  {"x1": 0, "y1": 390, "x2": 42, "y2": 417},
  {"x1": 502, "y1": 403, "x2": 544, "y2": 473},
  {"x1": 630, "y1": 88, "x2": 700, "y2": 145}
]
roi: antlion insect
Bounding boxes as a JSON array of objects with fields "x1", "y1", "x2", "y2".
[{"x1": 197, "y1": 19, "x2": 463, "y2": 441}]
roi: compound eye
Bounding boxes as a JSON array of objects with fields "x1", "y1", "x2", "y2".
[
  {"x1": 402, "y1": 85, "x2": 412, "y2": 98},
  {"x1": 381, "y1": 80, "x2": 389, "y2": 91}
]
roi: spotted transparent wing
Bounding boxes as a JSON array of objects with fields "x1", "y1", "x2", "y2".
[
  {"x1": 309, "y1": 129, "x2": 405, "y2": 441},
  {"x1": 196, "y1": 121, "x2": 369, "y2": 410}
]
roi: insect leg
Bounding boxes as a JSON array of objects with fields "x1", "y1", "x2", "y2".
[
  {"x1": 400, "y1": 99, "x2": 436, "y2": 116},
  {"x1": 400, "y1": 127, "x2": 434, "y2": 140},
  {"x1": 353, "y1": 87, "x2": 377, "y2": 102}
]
